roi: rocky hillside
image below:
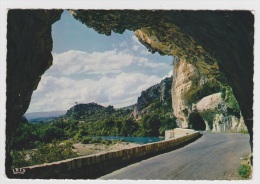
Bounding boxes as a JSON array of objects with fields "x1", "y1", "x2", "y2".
[
  {"x1": 133, "y1": 77, "x2": 173, "y2": 119},
  {"x1": 63, "y1": 102, "x2": 132, "y2": 122},
  {"x1": 62, "y1": 73, "x2": 246, "y2": 133},
  {"x1": 63, "y1": 77, "x2": 173, "y2": 122},
  {"x1": 171, "y1": 59, "x2": 246, "y2": 132},
  {"x1": 195, "y1": 93, "x2": 245, "y2": 132}
]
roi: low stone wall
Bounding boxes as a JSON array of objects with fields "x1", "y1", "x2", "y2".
[
  {"x1": 165, "y1": 128, "x2": 197, "y2": 140},
  {"x1": 16, "y1": 131, "x2": 201, "y2": 179}
]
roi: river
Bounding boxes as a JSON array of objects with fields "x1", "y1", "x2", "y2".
[{"x1": 93, "y1": 136, "x2": 164, "y2": 144}]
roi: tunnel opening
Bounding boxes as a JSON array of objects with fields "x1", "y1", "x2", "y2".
[{"x1": 189, "y1": 113, "x2": 206, "y2": 131}]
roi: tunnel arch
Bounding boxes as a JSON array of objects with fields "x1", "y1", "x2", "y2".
[
  {"x1": 189, "y1": 113, "x2": 206, "y2": 131},
  {"x1": 6, "y1": 9, "x2": 254, "y2": 176}
]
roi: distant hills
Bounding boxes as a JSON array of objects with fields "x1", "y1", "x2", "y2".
[
  {"x1": 24, "y1": 111, "x2": 66, "y2": 121},
  {"x1": 25, "y1": 76, "x2": 173, "y2": 123},
  {"x1": 13, "y1": 77, "x2": 175, "y2": 152}
]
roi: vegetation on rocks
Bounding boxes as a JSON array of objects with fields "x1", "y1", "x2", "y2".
[
  {"x1": 11, "y1": 139, "x2": 78, "y2": 168},
  {"x1": 221, "y1": 86, "x2": 240, "y2": 117}
]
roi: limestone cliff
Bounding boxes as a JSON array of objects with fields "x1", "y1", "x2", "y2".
[
  {"x1": 171, "y1": 59, "x2": 245, "y2": 132},
  {"x1": 171, "y1": 59, "x2": 215, "y2": 128},
  {"x1": 133, "y1": 77, "x2": 172, "y2": 119},
  {"x1": 195, "y1": 93, "x2": 246, "y2": 132}
]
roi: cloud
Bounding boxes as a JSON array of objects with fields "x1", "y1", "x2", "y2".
[
  {"x1": 28, "y1": 73, "x2": 162, "y2": 112},
  {"x1": 49, "y1": 49, "x2": 171, "y2": 79},
  {"x1": 137, "y1": 57, "x2": 170, "y2": 68},
  {"x1": 49, "y1": 50, "x2": 134, "y2": 77},
  {"x1": 27, "y1": 32, "x2": 173, "y2": 113}
]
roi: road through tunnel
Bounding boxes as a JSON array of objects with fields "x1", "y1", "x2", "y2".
[{"x1": 189, "y1": 113, "x2": 206, "y2": 131}]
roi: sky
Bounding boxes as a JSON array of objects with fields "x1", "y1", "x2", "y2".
[{"x1": 27, "y1": 10, "x2": 173, "y2": 113}]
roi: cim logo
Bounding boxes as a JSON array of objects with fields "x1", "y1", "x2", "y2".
[{"x1": 12, "y1": 168, "x2": 26, "y2": 174}]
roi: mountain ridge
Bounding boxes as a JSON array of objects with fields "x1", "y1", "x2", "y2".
[{"x1": 24, "y1": 111, "x2": 66, "y2": 120}]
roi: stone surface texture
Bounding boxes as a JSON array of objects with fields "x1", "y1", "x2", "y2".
[
  {"x1": 6, "y1": 9, "x2": 63, "y2": 177},
  {"x1": 170, "y1": 58, "x2": 246, "y2": 132},
  {"x1": 195, "y1": 93, "x2": 246, "y2": 132},
  {"x1": 133, "y1": 77, "x2": 172, "y2": 119}
]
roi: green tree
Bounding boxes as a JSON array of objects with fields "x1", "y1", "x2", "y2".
[
  {"x1": 39, "y1": 126, "x2": 66, "y2": 143},
  {"x1": 140, "y1": 114, "x2": 162, "y2": 136},
  {"x1": 120, "y1": 118, "x2": 139, "y2": 136}
]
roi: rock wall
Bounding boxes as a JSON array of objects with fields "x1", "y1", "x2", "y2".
[
  {"x1": 195, "y1": 93, "x2": 246, "y2": 132},
  {"x1": 133, "y1": 77, "x2": 172, "y2": 119},
  {"x1": 6, "y1": 9, "x2": 63, "y2": 177},
  {"x1": 171, "y1": 59, "x2": 246, "y2": 132},
  {"x1": 172, "y1": 59, "x2": 211, "y2": 128}
]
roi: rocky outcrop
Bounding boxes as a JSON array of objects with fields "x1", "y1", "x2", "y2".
[
  {"x1": 195, "y1": 93, "x2": 246, "y2": 132},
  {"x1": 6, "y1": 9, "x2": 63, "y2": 177},
  {"x1": 133, "y1": 77, "x2": 172, "y2": 119},
  {"x1": 172, "y1": 59, "x2": 216, "y2": 128},
  {"x1": 171, "y1": 59, "x2": 245, "y2": 132},
  {"x1": 171, "y1": 58, "x2": 223, "y2": 129}
]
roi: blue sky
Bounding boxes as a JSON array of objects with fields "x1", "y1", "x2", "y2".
[{"x1": 27, "y1": 10, "x2": 173, "y2": 113}]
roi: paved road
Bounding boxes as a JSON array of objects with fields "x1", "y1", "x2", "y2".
[{"x1": 99, "y1": 132, "x2": 250, "y2": 180}]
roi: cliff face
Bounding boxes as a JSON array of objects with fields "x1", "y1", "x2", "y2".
[
  {"x1": 172, "y1": 59, "x2": 210, "y2": 128},
  {"x1": 6, "y1": 10, "x2": 63, "y2": 176},
  {"x1": 133, "y1": 77, "x2": 172, "y2": 119},
  {"x1": 7, "y1": 9, "x2": 62, "y2": 137},
  {"x1": 171, "y1": 59, "x2": 246, "y2": 132},
  {"x1": 195, "y1": 93, "x2": 246, "y2": 132}
]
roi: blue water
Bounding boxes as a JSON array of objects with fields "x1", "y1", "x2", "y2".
[{"x1": 93, "y1": 136, "x2": 164, "y2": 144}]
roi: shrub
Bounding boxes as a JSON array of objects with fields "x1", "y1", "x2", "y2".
[
  {"x1": 11, "y1": 140, "x2": 78, "y2": 167},
  {"x1": 39, "y1": 126, "x2": 66, "y2": 143},
  {"x1": 221, "y1": 86, "x2": 240, "y2": 117},
  {"x1": 101, "y1": 139, "x2": 113, "y2": 145},
  {"x1": 90, "y1": 138, "x2": 102, "y2": 144},
  {"x1": 238, "y1": 164, "x2": 251, "y2": 179},
  {"x1": 11, "y1": 150, "x2": 28, "y2": 168},
  {"x1": 81, "y1": 136, "x2": 92, "y2": 144}
]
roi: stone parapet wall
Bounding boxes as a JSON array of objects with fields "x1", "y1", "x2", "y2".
[
  {"x1": 17, "y1": 131, "x2": 200, "y2": 179},
  {"x1": 165, "y1": 128, "x2": 197, "y2": 140}
]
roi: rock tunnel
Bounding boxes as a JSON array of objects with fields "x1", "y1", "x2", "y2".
[
  {"x1": 6, "y1": 10, "x2": 254, "y2": 176},
  {"x1": 189, "y1": 114, "x2": 206, "y2": 131}
]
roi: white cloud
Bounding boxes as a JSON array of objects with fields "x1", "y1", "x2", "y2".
[
  {"x1": 27, "y1": 33, "x2": 173, "y2": 113},
  {"x1": 49, "y1": 50, "x2": 134, "y2": 77},
  {"x1": 28, "y1": 72, "x2": 162, "y2": 112},
  {"x1": 136, "y1": 57, "x2": 169, "y2": 69}
]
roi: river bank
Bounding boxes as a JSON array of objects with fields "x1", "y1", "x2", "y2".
[{"x1": 72, "y1": 142, "x2": 140, "y2": 156}]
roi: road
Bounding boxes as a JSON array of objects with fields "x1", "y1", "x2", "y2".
[{"x1": 99, "y1": 132, "x2": 250, "y2": 180}]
